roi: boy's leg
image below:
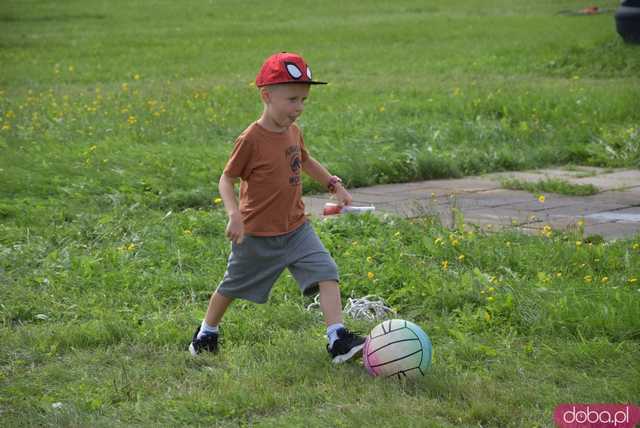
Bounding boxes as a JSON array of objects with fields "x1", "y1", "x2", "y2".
[
  {"x1": 284, "y1": 222, "x2": 364, "y2": 363},
  {"x1": 318, "y1": 281, "x2": 365, "y2": 364},
  {"x1": 204, "y1": 290, "x2": 234, "y2": 326},
  {"x1": 318, "y1": 280, "x2": 343, "y2": 327},
  {"x1": 189, "y1": 291, "x2": 234, "y2": 356}
]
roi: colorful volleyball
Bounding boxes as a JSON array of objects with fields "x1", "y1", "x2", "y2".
[{"x1": 363, "y1": 319, "x2": 432, "y2": 379}]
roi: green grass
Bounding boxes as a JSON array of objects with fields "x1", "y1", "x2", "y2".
[
  {"x1": 501, "y1": 177, "x2": 600, "y2": 196},
  {"x1": 1, "y1": 0, "x2": 639, "y2": 202},
  {"x1": 2, "y1": 0, "x2": 640, "y2": 426},
  {"x1": 1, "y1": 211, "x2": 639, "y2": 426}
]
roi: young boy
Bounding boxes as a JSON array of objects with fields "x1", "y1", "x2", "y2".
[{"x1": 189, "y1": 52, "x2": 365, "y2": 363}]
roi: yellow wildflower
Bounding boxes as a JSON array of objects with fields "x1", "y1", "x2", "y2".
[
  {"x1": 367, "y1": 272, "x2": 375, "y2": 280},
  {"x1": 127, "y1": 116, "x2": 137, "y2": 125},
  {"x1": 214, "y1": 197, "x2": 222, "y2": 205},
  {"x1": 538, "y1": 195, "x2": 545, "y2": 204},
  {"x1": 366, "y1": 256, "x2": 373, "y2": 263},
  {"x1": 629, "y1": 277, "x2": 637, "y2": 284},
  {"x1": 584, "y1": 275, "x2": 592, "y2": 283},
  {"x1": 441, "y1": 260, "x2": 448, "y2": 270},
  {"x1": 601, "y1": 277, "x2": 608, "y2": 284},
  {"x1": 458, "y1": 254, "x2": 465, "y2": 261}
]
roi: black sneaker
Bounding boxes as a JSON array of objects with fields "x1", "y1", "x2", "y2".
[
  {"x1": 188, "y1": 326, "x2": 219, "y2": 356},
  {"x1": 327, "y1": 328, "x2": 365, "y2": 364}
]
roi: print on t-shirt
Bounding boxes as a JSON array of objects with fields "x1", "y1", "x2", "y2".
[{"x1": 286, "y1": 145, "x2": 302, "y2": 186}]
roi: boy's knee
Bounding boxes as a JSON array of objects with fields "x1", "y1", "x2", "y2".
[{"x1": 318, "y1": 280, "x2": 339, "y2": 288}]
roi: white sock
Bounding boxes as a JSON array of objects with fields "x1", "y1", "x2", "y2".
[
  {"x1": 327, "y1": 323, "x2": 344, "y2": 348},
  {"x1": 197, "y1": 320, "x2": 219, "y2": 339}
]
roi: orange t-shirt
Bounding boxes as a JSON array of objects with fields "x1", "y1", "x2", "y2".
[{"x1": 223, "y1": 122, "x2": 309, "y2": 236}]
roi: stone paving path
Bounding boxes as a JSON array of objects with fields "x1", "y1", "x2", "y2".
[{"x1": 303, "y1": 167, "x2": 640, "y2": 240}]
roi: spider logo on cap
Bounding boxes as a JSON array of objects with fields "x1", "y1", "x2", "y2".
[{"x1": 285, "y1": 62, "x2": 312, "y2": 80}]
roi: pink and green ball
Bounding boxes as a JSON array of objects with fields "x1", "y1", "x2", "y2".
[{"x1": 363, "y1": 319, "x2": 432, "y2": 379}]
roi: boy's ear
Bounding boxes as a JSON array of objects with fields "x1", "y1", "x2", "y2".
[{"x1": 260, "y1": 87, "x2": 271, "y2": 104}]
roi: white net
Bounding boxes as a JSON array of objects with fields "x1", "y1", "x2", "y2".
[{"x1": 307, "y1": 294, "x2": 396, "y2": 321}]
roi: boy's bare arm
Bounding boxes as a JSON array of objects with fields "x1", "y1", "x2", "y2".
[
  {"x1": 301, "y1": 155, "x2": 332, "y2": 184},
  {"x1": 302, "y1": 156, "x2": 352, "y2": 205},
  {"x1": 218, "y1": 173, "x2": 240, "y2": 215},
  {"x1": 218, "y1": 173, "x2": 244, "y2": 244}
]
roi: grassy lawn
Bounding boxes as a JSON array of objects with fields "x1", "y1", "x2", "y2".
[{"x1": 1, "y1": 0, "x2": 639, "y2": 426}]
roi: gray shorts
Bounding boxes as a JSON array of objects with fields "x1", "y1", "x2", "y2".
[{"x1": 216, "y1": 221, "x2": 339, "y2": 303}]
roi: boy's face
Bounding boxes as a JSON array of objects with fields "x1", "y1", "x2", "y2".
[{"x1": 262, "y1": 84, "x2": 310, "y2": 129}]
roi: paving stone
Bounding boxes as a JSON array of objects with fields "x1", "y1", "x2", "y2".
[
  {"x1": 350, "y1": 178, "x2": 498, "y2": 198},
  {"x1": 452, "y1": 189, "x2": 535, "y2": 209},
  {"x1": 346, "y1": 191, "x2": 413, "y2": 203},
  {"x1": 585, "y1": 207, "x2": 640, "y2": 223},
  {"x1": 534, "y1": 167, "x2": 607, "y2": 178},
  {"x1": 492, "y1": 171, "x2": 566, "y2": 182},
  {"x1": 409, "y1": 177, "x2": 499, "y2": 192},
  {"x1": 539, "y1": 202, "x2": 629, "y2": 217},
  {"x1": 347, "y1": 181, "x2": 443, "y2": 195},
  {"x1": 585, "y1": 189, "x2": 640, "y2": 206},
  {"x1": 579, "y1": 222, "x2": 640, "y2": 240},
  {"x1": 304, "y1": 168, "x2": 639, "y2": 240},
  {"x1": 505, "y1": 195, "x2": 588, "y2": 212},
  {"x1": 573, "y1": 169, "x2": 640, "y2": 191}
]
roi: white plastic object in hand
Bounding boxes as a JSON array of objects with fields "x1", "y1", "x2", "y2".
[{"x1": 323, "y1": 202, "x2": 375, "y2": 216}]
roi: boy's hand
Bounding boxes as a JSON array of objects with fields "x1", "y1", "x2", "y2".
[
  {"x1": 334, "y1": 186, "x2": 353, "y2": 207},
  {"x1": 226, "y1": 212, "x2": 245, "y2": 244}
]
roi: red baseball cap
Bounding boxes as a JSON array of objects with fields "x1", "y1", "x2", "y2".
[{"x1": 255, "y1": 52, "x2": 328, "y2": 87}]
